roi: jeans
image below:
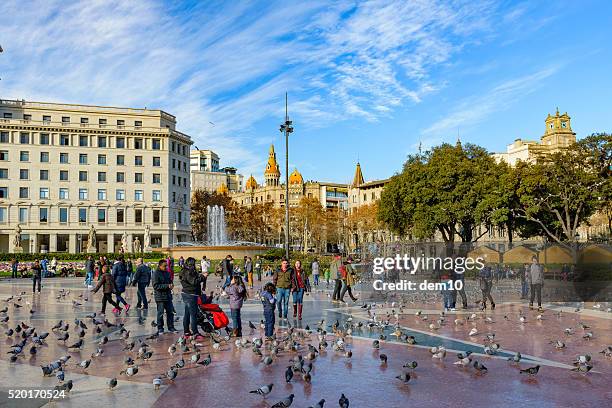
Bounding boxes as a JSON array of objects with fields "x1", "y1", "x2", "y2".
[
  {"x1": 332, "y1": 279, "x2": 342, "y2": 300},
  {"x1": 222, "y1": 275, "x2": 231, "y2": 290},
  {"x1": 340, "y1": 281, "x2": 357, "y2": 302},
  {"x1": 276, "y1": 287, "x2": 290, "y2": 318},
  {"x1": 12, "y1": 267, "x2": 17, "y2": 278},
  {"x1": 156, "y1": 300, "x2": 175, "y2": 331},
  {"x1": 443, "y1": 290, "x2": 453, "y2": 309},
  {"x1": 530, "y1": 283, "x2": 542, "y2": 307},
  {"x1": 256, "y1": 269, "x2": 262, "y2": 281},
  {"x1": 101, "y1": 293, "x2": 120, "y2": 314},
  {"x1": 230, "y1": 309, "x2": 242, "y2": 335},
  {"x1": 85, "y1": 272, "x2": 93, "y2": 286},
  {"x1": 292, "y1": 288, "x2": 305, "y2": 304},
  {"x1": 32, "y1": 278, "x2": 41, "y2": 293},
  {"x1": 481, "y1": 280, "x2": 494, "y2": 306},
  {"x1": 115, "y1": 290, "x2": 128, "y2": 306},
  {"x1": 313, "y1": 274, "x2": 319, "y2": 286},
  {"x1": 264, "y1": 308, "x2": 275, "y2": 337},
  {"x1": 521, "y1": 281, "x2": 529, "y2": 298},
  {"x1": 182, "y1": 293, "x2": 199, "y2": 335},
  {"x1": 136, "y1": 282, "x2": 148, "y2": 309}
]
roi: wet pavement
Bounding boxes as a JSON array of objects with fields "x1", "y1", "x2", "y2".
[{"x1": 0, "y1": 276, "x2": 609, "y2": 407}]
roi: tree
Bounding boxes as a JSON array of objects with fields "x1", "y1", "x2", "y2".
[
  {"x1": 293, "y1": 197, "x2": 325, "y2": 252},
  {"x1": 190, "y1": 189, "x2": 232, "y2": 241},
  {"x1": 347, "y1": 202, "x2": 383, "y2": 251}
]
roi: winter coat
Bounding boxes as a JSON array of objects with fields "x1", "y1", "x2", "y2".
[
  {"x1": 529, "y1": 263, "x2": 544, "y2": 285},
  {"x1": 274, "y1": 266, "x2": 294, "y2": 289},
  {"x1": 330, "y1": 258, "x2": 341, "y2": 279},
  {"x1": 221, "y1": 259, "x2": 233, "y2": 277},
  {"x1": 261, "y1": 291, "x2": 276, "y2": 312},
  {"x1": 291, "y1": 268, "x2": 311, "y2": 292},
  {"x1": 85, "y1": 259, "x2": 95, "y2": 274},
  {"x1": 179, "y1": 265, "x2": 202, "y2": 296},
  {"x1": 152, "y1": 267, "x2": 173, "y2": 302},
  {"x1": 94, "y1": 272, "x2": 116, "y2": 295},
  {"x1": 112, "y1": 261, "x2": 129, "y2": 293},
  {"x1": 31, "y1": 265, "x2": 42, "y2": 280},
  {"x1": 225, "y1": 283, "x2": 246, "y2": 310},
  {"x1": 244, "y1": 259, "x2": 253, "y2": 273},
  {"x1": 133, "y1": 264, "x2": 152, "y2": 285},
  {"x1": 345, "y1": 263, "x2": 357, "y2": 286}
]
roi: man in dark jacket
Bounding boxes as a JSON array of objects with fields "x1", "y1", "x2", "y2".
[
  {"x1": 273, "y1": 258, "x2": 294, "y2": 320},
  {"x1": 132, "y1": 258, "x2": 151, "y2": 310},
  {"x1": 152, "y1": 259, "x2": 177, "y2": 333},
  {"x1": 221, "y1": 255, "x2": 234, "y2": 289},
  {"x1": 112, "y1": 256, "x2": 130, "y2": 312},
  {"x1": 179, "y1": 257, "x2": 204, "y2": 338},
  {"x1": 31, "y1": 260, "x2": 42, "y2": 294},
  {"x1": 85, "y1": 256, "x2": 95, "y2": 288}
]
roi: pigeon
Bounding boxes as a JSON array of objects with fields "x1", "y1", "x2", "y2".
[
  {"x1": 56, "y1": 370, "x2": 65, "y2": 382},
  {"x1": 469, "y1": 328, "x2": 478, "y2": 336},
  {"x1": 395, "y1": 372, "x2": 411, "y2": 382},
  {"x1": 54, "y1": 379, "x2": 73, "y2": 393},
  {"x1": 520, "y1": 365, "x2": 540, "y2": 376},
  {"x1": 573, "y1": 355, "x2": 591, "y2": 365},
  {"x1": 403, "y1": 361, "x2": 418, "y2": 369},
  {"x1": 271, "y1": 394, "x2": 294, "y2": 408},
  {"x1": 197, "y1": 354, "x2": 212, "y2": 367},
  {"x1": 262, "y1": 356, "x2": 273, "y2": 366},
  {"x1": 308, "y1": 399, "x2": 326, "y2": 408},
  {"x1": 379, "y1": 354, "x2": 388, "y2": 364},
  {"x1": 508, "y1": 352, "x2": 522, "y2": 363},
  {"x1": 339, "y1": 393, "x2": 350, "y2": 408},
  {"x1": 285, "y1": 366, "x2": 294, "y2": 383},
  {"x1": 56, "y1": 332, "x2": 69, "y2": 342},
  {"x1": 78, "y1": 359, "x2": 91, "y2": 370},
  {"x1": 120, "y1": 366, "x2": 139, "y2": 376},
  {"x1": 372, "y1": 340, "x2": 380, "y2": 349},
  {"x1": 67, "y1": 339, "x2": 83, "y2": 350},
  {"x1": 166, "y1": 367, "x2": 178, "y2": 381},
  {"x1": 571, "y1": 364, "x2": 593, "y2": 374},
  {"x1": 190, "y1": 352, "x2": 201, "y2": 364},
  {"x1": 250, "y1": 383, "x2": 274, "y2": 397},
  {"x1": 108, "y1": 378, "x2": 118, "y2": 390},
  {"x1": 473, "y1": 361, "x2": 488, "y2": 373}
]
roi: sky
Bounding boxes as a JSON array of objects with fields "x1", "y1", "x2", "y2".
[{"x1": 1, "y1": 0, "x2": 611, "y2": 184}]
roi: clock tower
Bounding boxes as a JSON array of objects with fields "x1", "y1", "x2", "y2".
[{"x1": 541, "y1": 108, "x2": 576, "y2": 148}]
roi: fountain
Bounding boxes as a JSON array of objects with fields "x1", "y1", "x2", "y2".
[{"x1": 207, "y1": 205, "x2": 227, "y2": 246}]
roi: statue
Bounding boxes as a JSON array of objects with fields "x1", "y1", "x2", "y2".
[
  {"x1": 12, "y1": 224, "x2": 22, "y2": 249},
  {"x1": 144, "y1": 225, "x2": 151, "y2": 250},
  {"x1": 121, "y1": 232, "x2": 129, "y2": 253},
  {"x1": 133, "y1": 237, "x2": 142, "y2": 253},
  {"x1": 87, "y1": 225, "x2": 97, "y2": 252}
]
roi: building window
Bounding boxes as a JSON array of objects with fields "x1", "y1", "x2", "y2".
[
  {"x1": 60, "y1": 134, "x2": 70, "y2": 146},
  {"x1": 59, "y1": 188, "x2": 69, "y2": 199},
  {"x1": 172, "y1": 191, "x2": 176, "y2": 202},
  {"x1": 39, "y1": 170, "x2": 49, "y2": 181},
  {"x1": 153, "y1": 156, "x2": 161, "y2": 167},
  {"x1": 0, "y1": 151, "x2": 7, "y2": 161},
  {"x1": 79, "y1": 188, "x2": 88, "y2": 200},
  {"x1": 135, "y1": 209, "x2": 143, "y2": 224},
  {"x1": 152, "y1": 139, "x2": 160, "y2": 150},
  {"x1": 98, "y1": 172, "x2": 107, "y2": 182},
  {"x1": 99, "y1": 118, "x2": 107, "y2": 125},
  {"x1": 98, "y1": 208, "x2": 106, "y2": 223},
  {"x1": 0, "y1": 132, "x2": 8, "y2": 143},
  {"x1": 135, "y1": 120, "x2": 142, "y2": 128},
  {"x1": 79, "y1": 171, "x2": 88, "y2": 182},
  {"x1": 152, "y1": 190, "x2": 161, "y2": 201},
  {"x1": 39, "y1": 187, "x2": 49, "y2": 199},
  {"x1": 116, "y1": 137, "x2": 125, "y2": 148},
  {"x1": 172, "y1": 159, "x2": 176, "y2": 169},
  {"x1": 79, "y1": 154, "x2": 87, "y2": 164},
  {"x1": 40, "y1": 133, "x2": 50, "y2": 145},
  {"x1": 80, "y1": 117, "x2": 89, "y2": 124},
  {"x1": 0, "y1": 207, "x2": 6, "y2": 223},
  {"x1": 97, "y1": 136, "x2": 107, "y2": 148},
  {"x1": 177, "y1": 211, "x2": 183, "y2": 224},
  {"x1": 116, "y1": 208, "x2": 124, "y2": 223},
  {"x1": 79, "y1": 135, "x2": 88, "y2": 147},
  {"x1": 0, "y1": 187, "x2": 8, "y2": 198},
  {"x1": 20, "y1": 151, "x2": 29, "y2": 161},
  {"x1": 97, "y1": 189, "x2": 107, "y2": 200},
  {"x1": 40, "y1": 152, "x2": 49, "y2": 162},
  {"x1": 153, "y1": 209, "x2": 161, "y2": 224},
  {"x1": 135, "y1": 190, "x2": 143, "y2": 201},
  {"x1": 153, "y1": 173, "x2": 161, "y2": 184},
  {"x1": 60, "y1": 152, "x2": 69, "y2": 163},
  {"x1": 116, "y1": 172, "x2": 125, "y2": 183},
  {"x1": 116, "y1": 189, "x2": 125, "y2": 200},
  {"x1": 60, "y1": 170, "x2": 69, "y2": 181},
  {"x1": 135, "y1": 173, "x2": 143, "y2": 183},
  {"x1": 134, "y1": 138, "x2": 143, "y2": 149},
  {"x1": 116, "y1": 155, "x2": 125, "y2": 165},
  {"x1": 19, "y1": 187, "x2": 28, "y2": 198},
  {"x1": 134, "y1": 156, "x2": 143, "y2": 166},
  {"x1": 39, "y1": 208, "x2": 49, "y2": 223},
  {"x1": 172, "y1": 175, "x2": 176, "y2": 185},
  {"x1": 23, "y1": 114, "x2": 31, "y2": 121},
  {"x1": 61, "y1": 116, "x2": 70, "y2": 124},
  {"x1": 3, "y1": 113, "x2": 12, "y2": 119},
  {"x1": 79, "y1": 208, "x2": 87, "y2": 223},
  {"x1": 0, "y1": 169, "x2": 7, "y2": 179},
  {"x1": 19, "y1": 207, "x2": 28, "y2": 223},
  {"x1": 19, "y1": 169, "x2": 29, "y2": 180},
  {"x1": 117, "y1": 119, "x2": 125, "y2": 127},
  {"x1": 59, "y1": 207, "x2": 68, "y2": 223},
  {"x1": 43, "y1": 115, "x2": 51, "y2": 124},
  {"x1": 98, "y1": 154, "x2": 106, "y2": 165},
  {"x1": 20, "y1": 133, "x2": 29, "y2": 144}
]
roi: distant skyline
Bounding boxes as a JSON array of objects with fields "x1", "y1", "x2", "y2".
[{"x1": 1, "y1": 0, "x2": 611, "y2": 184}]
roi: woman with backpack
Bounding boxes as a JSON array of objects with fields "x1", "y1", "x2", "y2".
[
  {"x1": 111, "y1": 256, "x2": 131, "y2": 314},
  {"x1": 93, "y1": 264, "x2": 122, "y2": 315},
  {"x1": 225, "y1": 275, "x2": 247, "y2": 337}
]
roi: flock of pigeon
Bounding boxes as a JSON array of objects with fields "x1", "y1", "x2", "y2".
[{"x1": 0, "y1": 282, "x2": 610, "y2": 407}]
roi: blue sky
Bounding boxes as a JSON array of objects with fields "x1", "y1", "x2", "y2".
[{"x1": 1, "y1": 0, "x2": 611, "y2": 184}]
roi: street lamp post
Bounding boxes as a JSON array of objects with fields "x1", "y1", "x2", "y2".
[{"x1": 279, "y1": 93, "x2": 293, "y2": 260}]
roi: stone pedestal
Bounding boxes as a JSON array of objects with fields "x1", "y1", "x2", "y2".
[
  {"x1": 144, "y1": 246, "x2": 153, "y2": 253},
  {"x1": 13, "y1": 247, "x2": 24, "y2": 254},
  {"x1": 86, "y1": 246, "x2": 97, "y2": 254}
]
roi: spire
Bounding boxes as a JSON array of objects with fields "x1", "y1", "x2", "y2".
[
  {"x1": 352, "y1": 162, "x2": 364, "y2": 187},
  {"x1": 264, "y1": 144, "x2": 281, "y2": 186}
]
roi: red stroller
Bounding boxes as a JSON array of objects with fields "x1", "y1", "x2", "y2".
[{"x1": 196, "y1": 297, "x2": 229, "y2": 333}]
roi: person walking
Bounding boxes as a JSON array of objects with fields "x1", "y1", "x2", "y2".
[
  {"x1": 41, "y1": 257, "x2": 49, "y2": 279},
  {"x1": 273, "y1": 258, "x2": 294, "y2": 320},
  {"x1": 291, "y1": 260, "x2": 310, "y2": 320},
  {"x1": 200, "y1": 256, "x2": 210, "y2": 275},
  {"x1": 255, "y1": 255, "x2": 263, "y2": 282},
  {"x1": 330, "y1": 254, "x2": 343, "y2": 301},
  {"x1": 111, "y1": 256, "x2": 131, "y2": 313},
  {"x1": 11, "y1": 259, "x2": 18, "y2": 279},
  {"x1": 261, "y1": 282, "x2": 277, "y2": 340},
  {"x1": 152, "y1": 259, "x2": 177, "y2": 334},
  {"x1": 85, "y1": 256, "x2": 95, "y2": 288},
  {"x1": 179, "y1": 257, "x2": 205, "y2": 339},
  {"x1": 528, "y1": 256, "x2": 544, "y2": 311},
  {"x1": 50, "y1": 257, "x2": 57, "y2": 277},
  {"x1": 225, "y1": 275, "x2": 247, "y2": 336},
  {"x1": 245, "y1": 256, "x2": 254, "y2": 289},
  {"x1": 133, "y1": 258, "x2": 151, "y2": 310},
  {"x1": 221, "y1": 255, "x2": 234, "y2": 289},
  {"x1": 31, "y1": 260, "x2": 42, "y2": 294},
  {"x1": 452, "y1": 268, "x2": 468, "y2": 309},
  {"x1": 479, "y1": 265, "x2": 495, "y2": 310},
  {"x1": 520, "y1": 263, "x2": 529, "y2": 299},
  {"x1": 311, "y1": 258, "x2": 320, "y2": 286},
  {"x1": 93, "y1": 264, "x2": 122, "y2": 315},
  {"x1": 126, "y1": 257, "x2": 134, "y2": 285},
  {"x1": 339, "y1": 257, "x2": 358, "y2": 303}
]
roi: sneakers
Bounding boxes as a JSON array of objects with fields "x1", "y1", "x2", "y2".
[
  {"x1": 124, "y1": 304, "x2": 131, "y2": 313},
  {"x1": 112, "y1": 307, "x2": 120, "y2": 314},
  {"x1": 194, "y1": 335, "x2": 206, "y2": 341},
  {"x1": 450, "y1": 308, "x2": 457, "y2": 312},
  {"x1": 168, "y1": 328, "x2": 179, "y2": 334}
]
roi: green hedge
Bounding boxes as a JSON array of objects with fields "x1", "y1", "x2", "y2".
[{"x1": 0, "y1": 252, "x2": 168, "y2": 262}]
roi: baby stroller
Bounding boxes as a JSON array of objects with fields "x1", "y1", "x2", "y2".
[{"x1": 196, "y1": 297, "x2": 229, "y2": 334}]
